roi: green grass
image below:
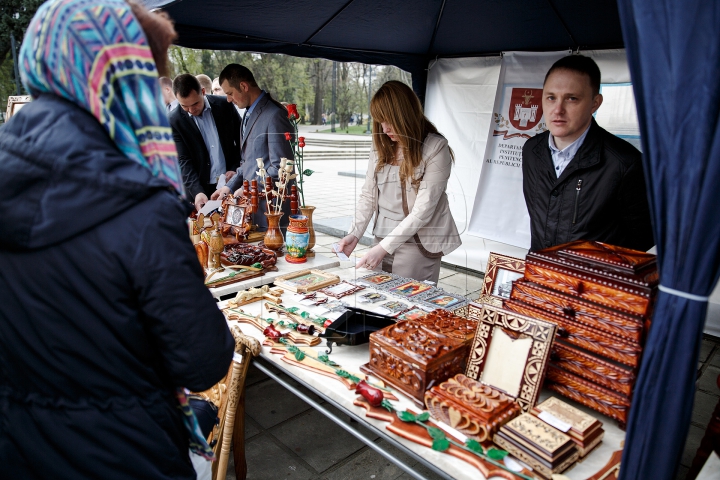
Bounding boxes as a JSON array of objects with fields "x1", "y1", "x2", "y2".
[{"x1": 317, "y1": 125, "x2": 371, "y2": 135}]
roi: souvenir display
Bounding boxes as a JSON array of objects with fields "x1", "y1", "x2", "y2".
[
  {"x1": 273, "y1": 269, "x2": 340, "y2": 293},
  {"x1": 530, "y1": 397, "x2": 604, "y2": 457},
  {"x1": 224, "y1": 308, "x2": 320, "y2": 346},
  {"x1": 361, "y1": 320, "x2": 471, "y2": 407},
  {"x1": 425, "y1": 374, "x2": 522, "y2": 443},
  {"x1": 220, "y1": 194, "x2": 254, "y2": 242},
  {"x1": 264, "y1": 302, "x2": 329, "y2": 333},
  {"x1": 222, "y1": 243, "x2": 278, "y2": 269},
  {"x1": 204, "y1": 265, "x2": 265, "y2": 288},
  {"x1": 356, "y1": 272, "x2": 401, "y2": 287},
  {"x1": 501, "y1": 240, "x2": 658, "y2": 427},
  {"x1": 358, "y1": 292, "x2": 387, "y2": 304},
  {"x1": 494, "y1": 413, "x2": 579, "y2": 479},
  {"x1": 465, "y1": 304, "x2": 557, "y2": 413},
  {"x1": 476, "y1": 253, "x2": 526, "y2": 307},
  {"x1": 227, "y1": 286, "x2": 283, "y2": 308},
  {"x1": 318, "y1": 280, "x2": 365, "y2": 298},
  {"x1": 397, "y1": 307, "x2": 428, "y2": 321}
]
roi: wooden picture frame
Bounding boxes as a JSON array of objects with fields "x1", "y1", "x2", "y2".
[
  {"x1": 465, "y1": 303, "x2": 556, "y2": 412},
  {"x1": 387, "y1": 279, "x2": 435, "y2": 298},
  {"x1": 418, "y1": 291, "x2": 468, "y2": 311},
  {"x1": 397, "y1": 307, "x2": 428, "y2": 321},
  {"x1": 5, "y1": 95, "x2": 31, "y2": 121},
  {"x1": 220, "y1": 195, "x2": 252, "y2": 242},
  {"x1": 273, "y1": 269, "x2": 340, "y2": 293},
  {"x1": 476, "y1": 252, "x2": 526, "y2": 307},
  {"x1": 318, "y1": 280, "x2": 365, "y2": 299},
  {"x1": 356, "y1": 272, "x2": 400, "y2": 287}
]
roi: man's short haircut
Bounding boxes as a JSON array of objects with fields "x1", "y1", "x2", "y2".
[
  {"x1": 196, "y1": 74, "x2": 213, "y2": 93},
  {"x1": 158, "y1": 76, "x2": 173, "y2": 89},
  {"x1": 173, "y1": 74, "x2": 202, "y2": 98},
  {"x1": 219, "y1": 64, "x2": 258, "y2": 90},
  {"x1": 544, "y1": 55, "x2": 601, "y2": 96}
]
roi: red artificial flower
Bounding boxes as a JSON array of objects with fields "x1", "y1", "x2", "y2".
[
  {"x1": 298, "y1": 136, "x2": 305, "y2": 148},
  {"x1": 355, "y1": 380, "x2": 384, "y2": 407},
  {"x1": 323, "y1": 319, "x2": 334, "y2": 328},
  {"x1": 287, "y1": 104, "x2": 299, "y2": 120},
  {"x1": 263, "y1": 324, "x2": 284, "y2": 341},
  {"x1": 284, "y1": 132, "x2": 292, "y2": 141}
]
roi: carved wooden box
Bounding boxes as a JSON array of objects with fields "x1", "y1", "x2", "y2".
[
  {"x1": 531, "y1": 397, "x2": 604, "y2": 458},
  {"x1": 494, "y1": 413, "x2": 579, "y2": 479},
  {"x1": 425, "y1": 374, "x2": 522, "y2": 443},
  {"x1": 524, "y1": 240, "x2": 658, "y2": 318},
  {"x1": 361, "y1": 320, "x2": 471, "y2": 407}
]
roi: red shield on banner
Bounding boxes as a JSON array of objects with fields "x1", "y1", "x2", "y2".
[{"x1": 508, "y1": 88, "x2": 543, "y2": 131}]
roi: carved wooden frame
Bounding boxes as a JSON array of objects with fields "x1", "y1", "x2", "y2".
[
  {"x1": 476, "y1": 253, "x2": 526, "y2": 307},
  {"x1": 273, "y1": 269, "x2": 340, "y2": 293},
  {"x1": 318, "y1": 280, "x2": 365, "y2": 298},
  {"x1": 220, "y1": 195, "x2": 253, "y2": 241},
  {"x1": 465, "y1": 303, "x2": 556, "y2": 412},
  {"x1": 5, "y1": 95, "x2": 31, "y2": 120}
]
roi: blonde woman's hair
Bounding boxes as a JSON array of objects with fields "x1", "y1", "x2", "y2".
[{"x1": 370, "y1": 81, "x2": 453, "y2": 186}]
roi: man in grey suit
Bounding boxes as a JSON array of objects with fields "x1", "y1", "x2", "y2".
[{"x1": 211, "y1": 64, "x2": 295, "y2": 230}]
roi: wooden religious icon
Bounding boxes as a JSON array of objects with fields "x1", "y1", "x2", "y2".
[{"x1": 220, "y1": 194, "x2": 253, "y2": 242}]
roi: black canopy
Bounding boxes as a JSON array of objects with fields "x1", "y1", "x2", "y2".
[{"x1": 146, "y1": 0, "x2": 625, "y2": 100}]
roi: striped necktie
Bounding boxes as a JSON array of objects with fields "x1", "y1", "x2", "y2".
[{"x1": 242, "y1": 112, "x2": 250, "y2": 140}]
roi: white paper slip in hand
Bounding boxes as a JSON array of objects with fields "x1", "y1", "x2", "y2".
[
  {"x1": 199, "y1": 199, "x2": 223, "y2": 215},
  {"x1": 332, "y1": 243, "x2": 350, "y2": 261},
  {"x1": 217, "y1": 173, "x2": 227, "y2": 189}
]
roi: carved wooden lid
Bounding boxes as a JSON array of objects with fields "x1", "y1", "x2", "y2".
[
  {"x1": 370, "y1": 321, "x2": 465, "y2": 364},
  {"x1": 528, "y1": 240, "x2": 658, "y2": 290},
  {"x1": 411, "y1": 309, "x2": 477, "y2": 342}
]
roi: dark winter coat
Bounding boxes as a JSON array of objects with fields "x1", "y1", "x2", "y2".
[
  {"x1": 0, "y1": 95, "x2": 234, "y2": 480},
  {"x1": 522, "y1": 119, "x2": 655, "y2": 252}
]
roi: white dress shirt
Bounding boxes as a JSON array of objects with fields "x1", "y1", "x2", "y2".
[
  {"x1": 190, "y1": 96, "x2": 226, "y2": 184},
  {"x1": 548, "y1": 123, "x2": 591, "y2": 177}
]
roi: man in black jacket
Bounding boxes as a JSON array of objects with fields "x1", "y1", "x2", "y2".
[
  {"x1": 170, "y1": 74, "x2": 241, "y2": 210},
  {"x1": 522, "y1": 55, "x2": 654, "y2": 252}
]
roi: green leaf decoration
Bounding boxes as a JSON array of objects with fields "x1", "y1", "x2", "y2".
[
  {"x1": 431, "y1": 438, "x2": 450, "y2": 452},
  {"x1": 335, "y1": 369, "x2": 350, "y2": 378},
  {"x1": 465, "y1": 439, "x2": 484, "y2": 454},
  {"x1": 293, "y1": 349, "x2": 305, "y2": 361},
  {"x1": 267, "y1": 319, "x2": 274, "y2": 324},
  {"x1": 287, "y1": 307, "x2": 299, "y2": 314},
  {"x1": 427, "y1": 427, "x2": 446, "y2": 440},
  {"x1": 303, "y1": 169, "x2": 314, "y2": 176},
  {"x1": 251, "y1": 262, "x2": 263, "y2": 269},
  {"x1": 416, "y1": 412, "x2": 430, "y2": 422},
  {"x1": 300, "y1": 311, "x2": 310, "y2": 318},
  {"x1": 397, "y1": 411, "x2": 417, "y2": 423},
  {"x1": 486, "y1": 448, "x2": 508, "y2": 460},
  {"x1": 317, "y1": 355, "x2": 339, "y2": 367},
  {"x1": 381, "y1": 400, "x2": 395, "y2": 412},
  {"x1": 278, "y1": 321, "x2": 285, "y2": 326}
]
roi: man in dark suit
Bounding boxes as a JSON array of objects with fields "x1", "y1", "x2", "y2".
[
  {"x1": 211, "y1": 64, "x2": 295, "y2": 230},
  {"x1": 169, "y1": 74, "x2": 241, "y2": 211}
]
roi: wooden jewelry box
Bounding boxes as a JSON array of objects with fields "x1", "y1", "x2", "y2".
[
  {"x1": 501, "y1": 240, "x2": 658, "y2": 428},
  {"x1": 423, "y1": 304, "x2": 558, "y2": 443},
  {"x1": 494, "y1": 413, "x2": 579, "y2": 479},
  {"x1": 530, "y1": 396, "x2": 604, "y2": 458},
  {"x1": 360, "y1": 312, "x2": 476, "y2": 407}
]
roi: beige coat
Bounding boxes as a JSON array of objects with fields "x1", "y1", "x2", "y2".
[{"x1": 349, "y1": 133, "x2": 461, "y2": 255}]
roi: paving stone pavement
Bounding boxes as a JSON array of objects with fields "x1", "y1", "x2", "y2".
[{"x1": 231, "y1": 129, "x2": 720, "y2": 479}]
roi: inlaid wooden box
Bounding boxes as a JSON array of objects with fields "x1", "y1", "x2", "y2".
[
  {"x1": 524, "y1": 240, "x2": 658, "y2": 318},
  {"x1": 531, "y1": 397, "x2": 604, "y2": 457},
  {"x1": 361, "y1": 318, "x2": 473, "y2": 407}
]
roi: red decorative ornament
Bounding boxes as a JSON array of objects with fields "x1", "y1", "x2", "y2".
[
  {"x1": 287, "y1": 104, "x2": 299, "y2": 120},
  {"x1": 323, "y1": 319, "x2": 334, "y2": 328},
  {"x1": 284, "y1": 132, "x2": 292, "y2": 141},
  {"x1": 355, "y1": 380, "x2": 384, "y2": 407},
  {"x1": 298, "y1": 136, "x2": 305, "y2": 148},
  {"x1": 263, "y1": 324, "x2": 284, "y2": 341}
]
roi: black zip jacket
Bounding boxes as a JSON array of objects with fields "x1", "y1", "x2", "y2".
[
  {"x1": 0, "y1": 95, "x2": 234, "y2": 480},
  {"x1": 522, "y1": 119, "x2": 654, "y2": 252}
]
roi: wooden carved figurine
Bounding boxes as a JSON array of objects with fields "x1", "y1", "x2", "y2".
[{"x1": 208, "y1": 212, "x2": 224, "y2": 271}]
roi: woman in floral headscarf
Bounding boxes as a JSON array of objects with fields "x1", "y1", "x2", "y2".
[{"x1": 0, "y1": 1, "x2": 233, "y2": 478}]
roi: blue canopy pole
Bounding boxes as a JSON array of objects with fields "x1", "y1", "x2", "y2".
[{"x1": 616, "y1": 1, "x2": 720, "y2": 479}]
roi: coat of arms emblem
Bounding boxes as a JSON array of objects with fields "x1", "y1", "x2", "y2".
[{"x1": 509, "y1": 88, "x2": 544, "y2": 131}]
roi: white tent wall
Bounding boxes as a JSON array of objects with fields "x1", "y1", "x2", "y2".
[{"x1": 422, "y1": 50, "x2": 720, "y2": 335}]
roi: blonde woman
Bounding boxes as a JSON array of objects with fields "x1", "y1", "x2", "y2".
[{"x1": 337, "y1": 81, "x2": 461, "y2": 283}]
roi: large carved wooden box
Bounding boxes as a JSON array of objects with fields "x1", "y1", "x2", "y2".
[
  {"x1": 361, "y1": 314, "x2": 475, "y2": 407},
  {"x1": 503, "y1": 240, "x2": 658, "y2": 428}
]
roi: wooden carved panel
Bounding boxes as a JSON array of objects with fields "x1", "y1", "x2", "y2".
[
  {"x1": 551, "y1": 343, "x2": 635, "y2": 397},
  {"x1": 412, "y1": 309, "x2": 477, "y2": 342},
  {"x1": 425, "y1": 374, "x2": 521, "y2": 442},
  {"x1": 503, "y1": 299, "x2": 641, "y2": 368},
  {"x1": 465, "y1": 304, "x2": 556, "y2": 412},
  {"x1": 476, "y1": 252, "x2": 526, "y2": 306},
  {"x1": 524, "y1": 262, "x2": 651, "y2": 317},
  {"x1": 545, "y1": 366, "x2": 630, "y2": 426},
  {"x1": 511, "y1": 280, "x2": 644, "y2": 343}
]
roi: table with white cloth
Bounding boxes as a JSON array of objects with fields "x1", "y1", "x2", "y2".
[{"x1": 219, "y1": 262, "x2": 626, "y2": 480}]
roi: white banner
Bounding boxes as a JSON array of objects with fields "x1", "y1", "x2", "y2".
[{"x1": 467, "y1": 51, "x2": 568, "y2": 248}]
